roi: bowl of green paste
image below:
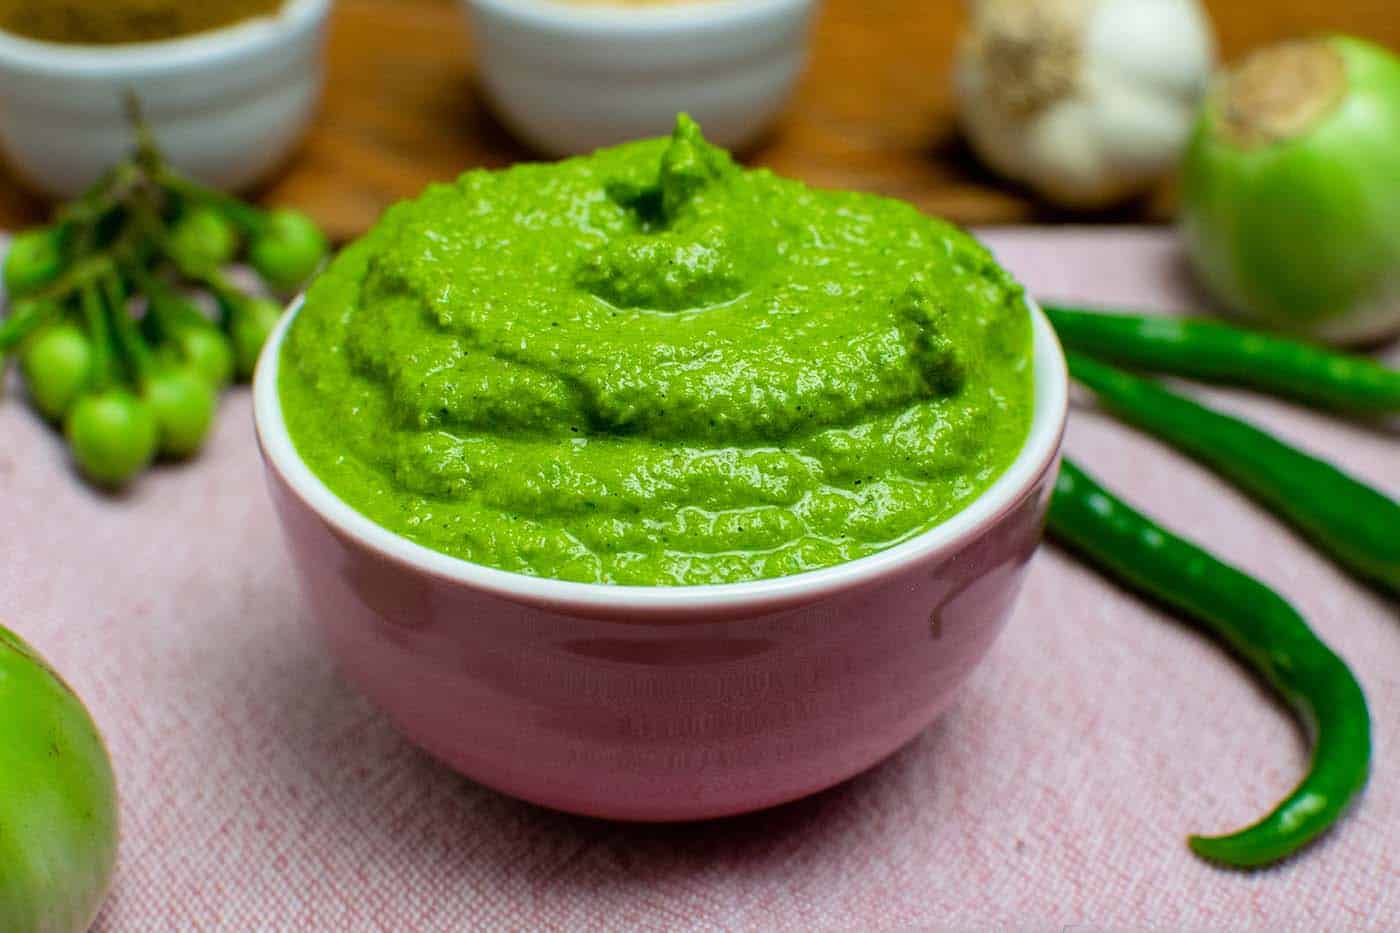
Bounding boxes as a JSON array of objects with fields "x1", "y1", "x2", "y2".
[{"x1": 254, "y1": 116, "x2": 1067, "y2": 820}]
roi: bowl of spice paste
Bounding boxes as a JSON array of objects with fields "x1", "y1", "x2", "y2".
[
  {"x1": 255, "y1": 118, "x2": 1069, "y2": 820},
  {"x1": 0, "y1": 0, "x2": 331, "y2": 196}
]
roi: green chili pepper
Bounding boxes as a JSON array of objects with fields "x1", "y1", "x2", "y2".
[
  {"x1": 1044, "y1": 304, "x2": 1400, "y2": 413},
  {"x1": 1049, "y1": 459, "x2": 1370, "y2": 868},
  {"x1": 1067, "y1": 353, "x2": 1400, "y2": 597}
]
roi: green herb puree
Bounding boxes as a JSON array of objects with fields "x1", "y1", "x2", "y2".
[{"x1": 279, "y1": 117, "x2": 1034, "y2": 585}]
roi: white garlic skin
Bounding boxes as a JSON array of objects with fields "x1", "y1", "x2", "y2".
[{"x1": 955, "y1": 0, "x2": 1216, "y2": 209}]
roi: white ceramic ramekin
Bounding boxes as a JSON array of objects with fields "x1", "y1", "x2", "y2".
[
  {"x1": 462, "y1": 0, "x2": 817, "y2": 156},
  {"x1": 253, "y1": 294, "x2": 1068, "y2": 820},
  {"x1": 0, "y1": 0, "x2": 331, "y2": 198}
]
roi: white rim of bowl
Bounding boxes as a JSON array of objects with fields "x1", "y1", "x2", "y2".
[
  {"x1": 467, "y1": 0, "x2": 812, "y2": 33},
  {"x1": 254, "y1": 294, "x2": 1067, "y2": 612},
  {"x1": 0, "y1": 0, "x2": 330, "y2": 73}
]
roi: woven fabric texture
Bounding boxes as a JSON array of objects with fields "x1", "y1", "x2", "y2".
[{"x1": 2, "y1": 229, "x2": 1395, "y2": 930}]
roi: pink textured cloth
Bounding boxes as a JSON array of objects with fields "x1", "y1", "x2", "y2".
[{"x1": 3, "y1": 229, "x2": 1396, "y2": 930}]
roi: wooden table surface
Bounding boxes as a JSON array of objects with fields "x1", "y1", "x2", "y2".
[{"x1": 2, "y1": 0, "x2": 1397, "y2": 241}]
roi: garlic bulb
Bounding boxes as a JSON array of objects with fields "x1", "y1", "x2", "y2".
[{"x1": 954, "y1": 0, "x2": 1215, "y2": 208}]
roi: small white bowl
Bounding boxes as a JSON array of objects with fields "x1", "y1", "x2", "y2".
[
  {"x1": 0, "y1": 0, "x2": 331, "y2": 198},
  {"x1": 463, "y1": 0, "x2": 817, "y2": 157}
]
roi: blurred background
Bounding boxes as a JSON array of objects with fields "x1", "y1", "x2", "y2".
[{"x1": 3, "y1": 0, "x2": 1397, "y2": 243}]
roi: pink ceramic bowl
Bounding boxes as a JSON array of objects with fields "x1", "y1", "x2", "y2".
[{"x1": 253, "y1": 297, "x2": 1068, "y2": 821}]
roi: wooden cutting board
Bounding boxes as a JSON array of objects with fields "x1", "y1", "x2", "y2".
[{"x1": 0, "y1": 0, "x2": 1396, "y2": 242}]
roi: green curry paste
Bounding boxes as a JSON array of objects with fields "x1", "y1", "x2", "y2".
[{"x1": 279, "y1": 117, "x2": 1034, "y2": 585}]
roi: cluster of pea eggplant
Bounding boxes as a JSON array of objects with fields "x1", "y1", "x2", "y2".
[{"x1": 0, "y1": 150, "x2": 328, "y2": 489}]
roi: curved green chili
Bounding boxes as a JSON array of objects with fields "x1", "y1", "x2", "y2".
[
  {"x1": 1044, "y1": 304, "x2": 1400, "y2": 413},
  {"x1": 1049, "y1": 459, "x2": 1370, "y2": 868},
  {"x1": 1067, "y1": 353, "x2": 1400, "y2": 597}
]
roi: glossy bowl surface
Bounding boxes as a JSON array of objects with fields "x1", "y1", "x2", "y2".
[
  {"x1": 462, "y1": 0, "x2": 817, "y2": 156},
  {"x1": 0, "y1": 0, "x2": 330, "y2": 197},
  {"x1": 254, "y1": 295, "x2": 1067, "y2": 820}
]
